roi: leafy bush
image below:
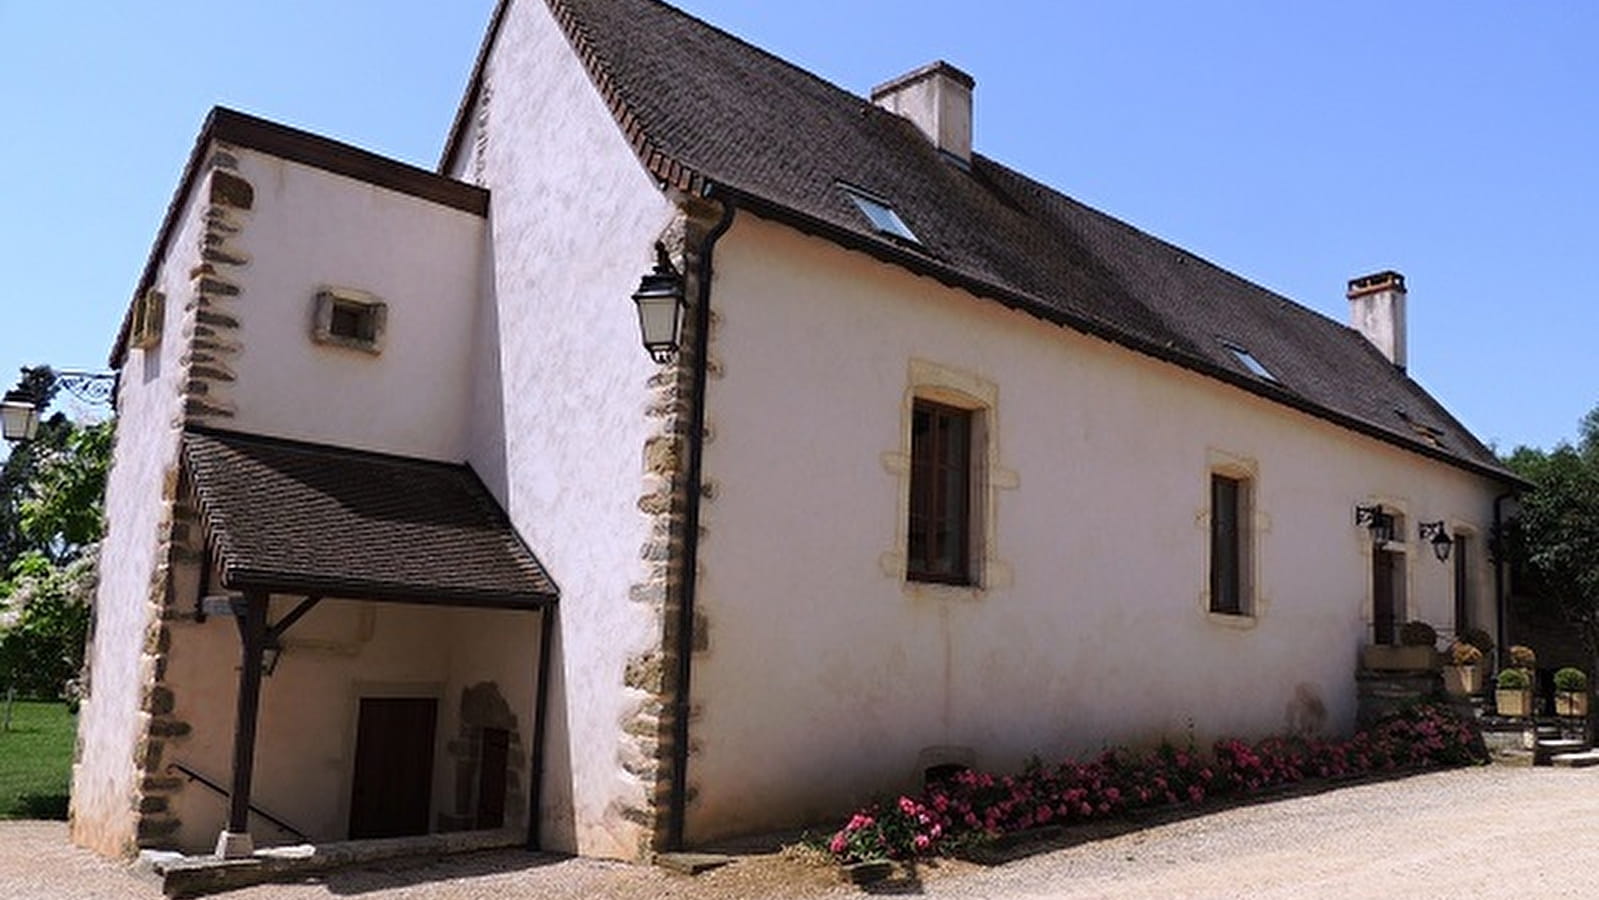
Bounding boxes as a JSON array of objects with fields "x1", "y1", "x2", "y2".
[
  {"x1": 1399, "y1": 621, "x2": 1437, "y2": 648},
  {"x1": 1554, "y1": 667, "x2": 1588, "y2": 693},
  {"x1": 1497, "y1": 668, "x2": 1531, "y2": 690},
  {"x1": 825, "y1": 704, "x2": 1483, "y2": 863},
  {"x1": 1448, "y1": 641, "x2": 1483, "y2": 667},
  {"x1": 1509, "y1": 645, "x2": 1537, "y2": 669}
]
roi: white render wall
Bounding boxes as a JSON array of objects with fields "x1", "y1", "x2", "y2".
[
  {"x1": 218, "y1": 149, "x2": 485, "y2": 462},
  {"x1": 686, "y1": 214, "x2": 1504, "y2": 841},
  {"x1": 69, "y1": 177, "x2": 204, "y2": 856},
  {"x1": 448, "y1": 0, "x2": 679, "y2": 859}
]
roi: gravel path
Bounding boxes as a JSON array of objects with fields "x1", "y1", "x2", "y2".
[{"x1": 4, "y1": 767, "x2": 1598, "y2": 899}]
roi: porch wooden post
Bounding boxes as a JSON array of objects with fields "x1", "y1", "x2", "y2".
[{"x1": 218, "y1": 590, "x2": 268, "y2": 857}]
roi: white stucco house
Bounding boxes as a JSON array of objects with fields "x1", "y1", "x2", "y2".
[{"x1": 71, "y1": 0, "x2": 1523, "y2": 864}]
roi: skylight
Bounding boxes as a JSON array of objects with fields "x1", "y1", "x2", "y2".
[
  {"x1": 841, "y1": 186, "x2": 920, "y2": 243},
  {"x1": 1221, "y1": 341, "x2": 1276, "y2": 382}
]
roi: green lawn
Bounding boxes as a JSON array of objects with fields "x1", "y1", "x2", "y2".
[{"x1": 0, "y1": 700, "x2": 75, "y2": 819}]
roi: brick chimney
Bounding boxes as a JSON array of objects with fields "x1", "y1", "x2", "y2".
[
  {"x1": 871, "y1": 61, "x2": 975, "y2": 165},
  {"x1": 1347, "y1": 270, "x2": 1407, "y2": 368}
]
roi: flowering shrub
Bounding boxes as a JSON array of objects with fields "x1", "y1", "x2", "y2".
[{"x1": 825, "y1": 703, "x2": 1483, "y2": 863}]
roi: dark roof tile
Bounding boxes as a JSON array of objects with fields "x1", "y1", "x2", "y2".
[{"x1": 182, "y1": 428, "x2": 556, "y2": 608}]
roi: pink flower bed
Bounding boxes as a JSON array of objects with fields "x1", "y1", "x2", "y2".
[{"x1": 827, "y1": 703, "x2": 1482, "y2": 863}]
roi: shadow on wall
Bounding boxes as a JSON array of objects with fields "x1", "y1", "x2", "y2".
[
  {"x1": 1284, "y1": 683, "x2": 1327, "y2": 736},
  {"x1": 536, "y1": 613, "x2": 577, "y2": 852},
  {"x1": 468, "y1": 219, "x2": 511, "y2": 503}
]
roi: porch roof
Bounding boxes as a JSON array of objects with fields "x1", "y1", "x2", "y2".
[{"x1": 181, "y1": 428, "x2": 557, "y2": 609}]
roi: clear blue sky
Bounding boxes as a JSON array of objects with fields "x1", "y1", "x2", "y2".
[{"x1": 2, "y1": 1, "x2": 1594, "y2": 453}]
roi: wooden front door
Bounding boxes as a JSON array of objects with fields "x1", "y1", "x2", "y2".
[
  {"x1": 349, "y1": 697, "x2": 437, "y2": 839},
  {"x1": 1373, "y1": 549, "x2": 1398, "y2": 645}
]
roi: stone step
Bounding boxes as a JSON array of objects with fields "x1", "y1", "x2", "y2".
[
  {"x1": 1534, "y1": 738, "x2": 1588, "y2": 766},
  {"x1": 1551, "y1": 750, "x2": 1599, "y2": 768}
]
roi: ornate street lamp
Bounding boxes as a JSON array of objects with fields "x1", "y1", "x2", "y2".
[
  {"x1": 631, "y1": 244, "x2": 686, "y2": 363},
  {"x1": 2, "y1": 369, "x2": 116, "y2": 444}
]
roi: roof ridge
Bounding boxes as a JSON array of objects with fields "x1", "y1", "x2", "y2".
[{"x1": 632, "y1": 0, "x2": 889, "y2": 111}]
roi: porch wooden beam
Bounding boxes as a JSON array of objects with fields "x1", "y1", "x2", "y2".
[
  {"x1": 267, "y1": 595, "x2": 321, "y2": 643},
  {"x1": 220, "y1": 589, "x2": 268, "y2": 856}
]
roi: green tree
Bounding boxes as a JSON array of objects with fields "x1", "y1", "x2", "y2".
[
  {"x1": 0, "y1": 366, "x2": 112, "y2": 702},
  {"x1": 1501, "y1": 405, "x2": 1599, "y2": 729}
]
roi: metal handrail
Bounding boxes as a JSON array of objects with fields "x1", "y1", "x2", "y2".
[{"x1": 166, "y1": 761, "x2": 309, "y2": 841}]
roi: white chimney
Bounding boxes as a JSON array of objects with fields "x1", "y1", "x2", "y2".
[
  {"x1": 871, "y1": 61, "x2": 975, "y2": 165},
  {"x1": 1348, "y1": 270, "x2": 1407, "y2": 368}
]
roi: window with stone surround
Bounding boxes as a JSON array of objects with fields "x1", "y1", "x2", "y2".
[
  {"x1": 312, "y1": 288, "x2": 387, "y2": 354},
  {"x1": 130, "y1": 289, "x2": 165, "y2": 349}
]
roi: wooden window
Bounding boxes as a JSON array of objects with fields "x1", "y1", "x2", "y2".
[
  {"x1": 908, "y1": 400, "x2": 972, "y2": 584},
  {"x1": 1209, "y1": 474, "x2": 1249, "y2": 615}
]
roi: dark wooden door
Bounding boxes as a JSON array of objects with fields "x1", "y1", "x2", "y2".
[
  {"x1": 349, "y1": 697, "x2": 437, "y2": 839},
  {"x1": 1373, "y1": 549, "x2": 1397, "y2": 645}
]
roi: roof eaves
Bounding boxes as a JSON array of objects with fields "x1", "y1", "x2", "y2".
[
  {"x1": 711, "y1": 182, "x2": 1528, "y2": 490},
  {"x1": 220, "y1": 567, "x2": 555, "y2": 610}
]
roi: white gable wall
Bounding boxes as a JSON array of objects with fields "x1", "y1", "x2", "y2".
[
  {"x1": 447, "y1": 0, "x2": 681, "y2": 859},
  {"x1": 686, "y1": 213, "x2": 1504, "y2": 841}
]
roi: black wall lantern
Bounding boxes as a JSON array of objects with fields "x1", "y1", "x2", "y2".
[
  {"x1": 1418, "y1": 520, "x2": 1453, "y2": 563},
  {"x1": 1354, "y1": 503, "x2": 1395, "y2": 545},
  {"x1": 631, "y1": 244, "x2": 686, "y2": 363}
]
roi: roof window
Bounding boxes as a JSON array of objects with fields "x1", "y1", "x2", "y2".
[
  {"x1": 1221, "y1": 340, "x2": 1276, "y2": 382},
  {"x1": 841, "y1": 185, "x2": 920, "y2": 243}
]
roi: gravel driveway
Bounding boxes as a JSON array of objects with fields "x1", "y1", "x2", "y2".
[{"x1": 5, "y1": 767, "x2": 1597, "y2": 899}]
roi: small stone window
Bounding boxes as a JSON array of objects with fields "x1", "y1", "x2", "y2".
[
  {"x1": 130, "y1": 289, "x2": 165, "y2": 350},
  {"x1": 312, "y1": 289, "x2": 387, "y2": 354}
]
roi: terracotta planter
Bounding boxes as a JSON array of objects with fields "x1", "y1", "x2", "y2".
[
  {"x1": 1362, "y1": 644, "x2": 1439, "y2": 672},
  {"x1": 1496, "y1": 687, "x2": 1533, "y2": 718},
  {"x1": 1443, "y1": 664, "x2": 1482, "y2": 696},
  {"x1": 1556, "y1": 691, "x2": 1588, "y2": 718}
]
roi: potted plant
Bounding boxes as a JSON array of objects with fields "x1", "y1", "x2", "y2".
[
  {"x1": 1509, "y1": 644, "x2": 1537, "y2": 670},
  {"x1": 1442, "y1": 641, "x2": 1483, "y2": 696},
  {"x1": 1362, "y1": 621, "x2": 1440, "y2": 671},
  {"x1": 1554, "y1": 668, "x2": 1588, "y2": 718},
  {"x1": 1495, "y1": 667, "x2": 1533, "y2": 718}
]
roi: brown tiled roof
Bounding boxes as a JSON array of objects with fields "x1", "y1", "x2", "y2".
[
  {"x1": 182, "y1": 428, "x2": 556, "y2": 609},
  {"x1": 442, "y1": 0, "x2": 1518, "y2": 484}
]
